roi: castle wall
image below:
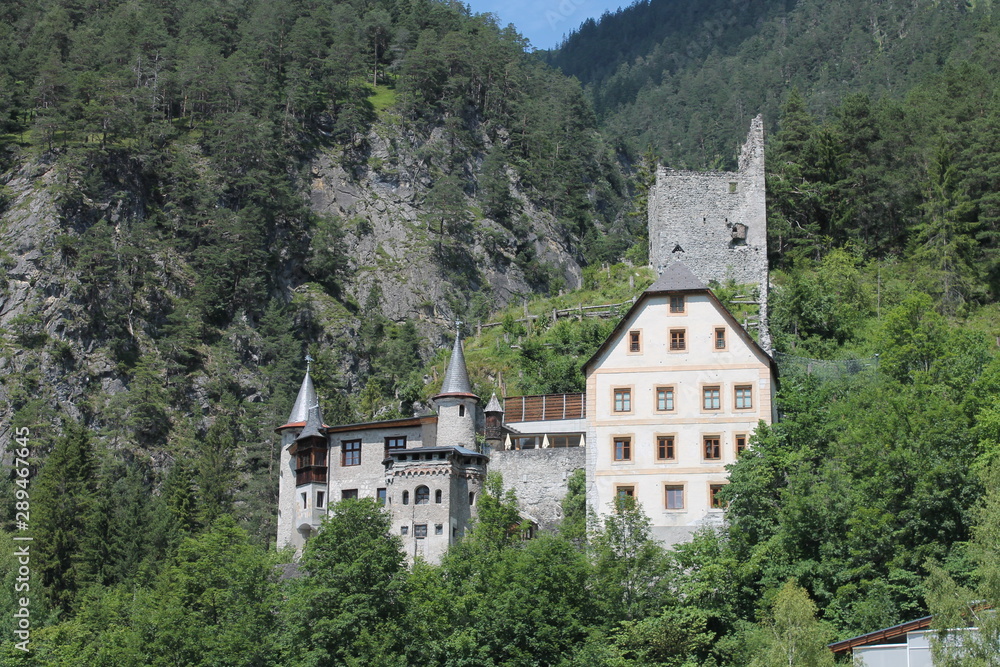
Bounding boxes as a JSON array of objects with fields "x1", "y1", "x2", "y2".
[
  {"x1": 648, "y1": 115, "x2": 770, "y2": 351},
  {"x1": 489, "y1": 448, "x2": 586, "y2": 530},
  {"x1": 276, "y1": 428, "x2": 299, "y2": 550}
]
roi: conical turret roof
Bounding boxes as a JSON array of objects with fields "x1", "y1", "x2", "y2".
[
  {"x1": 434, "y1": 331, "x2": 478, "y2": 400},
  {"x1": 286, "y1": 371, "x2": 317, "y2": 424},
  {"x1": 484, "y1": 392, "x2": 503, "y2": 414},
  {"x1": 295, "y1": 405, "x2": 326, "y2": 441},
  {"x1": 280, "y1": 361, "x2": 318, "y2": 429}
]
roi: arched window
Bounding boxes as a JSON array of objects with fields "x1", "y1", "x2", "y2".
[
  {"x1": 402, "y1": 490, "x2": 409, "y2": 505},
  {"x1": 435, "y1": 489, "x2": 442, "y2": 504},
  {"x1": 415, "y1": 486, "x2": 430, "y2": 505}
]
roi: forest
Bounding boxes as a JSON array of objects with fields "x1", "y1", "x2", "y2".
[{"x1": 2, "y1": 0, "x2": 1000, "y2": 664}]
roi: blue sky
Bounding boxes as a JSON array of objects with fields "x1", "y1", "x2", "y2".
[{"x1": 464, "y1": 0, "x2": 627, "y2": 50}]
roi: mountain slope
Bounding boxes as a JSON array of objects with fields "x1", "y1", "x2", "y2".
[{"x1": 547, "y1": 0, "x2": 998, "y2": 168}]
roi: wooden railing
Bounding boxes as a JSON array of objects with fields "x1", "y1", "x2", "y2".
[
  {"x1": 504, "y1": 393, "x2": 585, "y2": 422},
  {"x1": 296, "y1": 467, "x2": 328, "y2": 486}
]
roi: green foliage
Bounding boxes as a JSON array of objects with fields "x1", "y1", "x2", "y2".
[
  {"x1": 282, "y1": 498, "x2": 407, "y2": 664},
  {"x1": 560, "y1": 468, "x2": 587, "y2": 544},
  {"x1": 748, "y1": 580, "x2": 835, "y2": 667},
  {"x1": 33, "y1": 420, "x2": 96, "y2": 613},
  {"x1": 927, "y1": 462, "x2": 1000, "y2": 665},
  {"x1": 590, "y1": 495, "x2": 672, "y2": 623}
]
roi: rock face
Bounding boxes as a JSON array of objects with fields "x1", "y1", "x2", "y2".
[
  {"x1": 0, "y1": 160, "x2": 98, "y2": 450},
  {"x1": 307, "y1": 125, "x2": 584, "y2": 325},
  {"x1": 0, "y1": 118, "x2": 590, "y2": 454}
]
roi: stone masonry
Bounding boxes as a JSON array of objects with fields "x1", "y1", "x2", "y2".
[
  {"x1": 488, "y1": 448, "x2": 585, "y2": 530},
  {"x1": 648, "y1": 115, "x2": 770, "y2": 351}
]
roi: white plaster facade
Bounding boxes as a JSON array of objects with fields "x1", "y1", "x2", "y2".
[{"x1": 584, "y1": 263, "x2": 776, "y2": 547}]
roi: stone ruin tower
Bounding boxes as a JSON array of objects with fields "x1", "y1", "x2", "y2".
[{"x1": 648, "y1": 115, "x2": 770, "y2": 352}]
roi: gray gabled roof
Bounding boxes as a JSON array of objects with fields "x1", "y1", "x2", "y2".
[
  {"x1": 295, "y1": 405, "x2": 326, "y2": 442},
  {"x1": 645, "y1": 261, "x2": 708, "y2": 293},
  {"x1": 285, "y1": 370, "x2": 318, "y2": 426},
  {"x1": 435, "y1": 333, "x2": 477, "y2": 399},
  {"x1": 582, "y1": 262, "x2": 776, "y2": 375}
]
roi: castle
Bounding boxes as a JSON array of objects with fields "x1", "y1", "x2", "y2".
[{"x1": 276, "y1": 119, "x2": 774, "y2": 560}]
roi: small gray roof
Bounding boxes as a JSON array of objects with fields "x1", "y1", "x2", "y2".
[
  {"x1": 646, "y1": 261, "x2": 708, "y2": 293},
  {"x1": 484, "y1": 393, "x2": 503, "y2": 413},
  {"x1": 295, "y1": 405, "x2": 326, "y2": 442},
  {"x1": 285, "y1": 370, "x2": 318, "y2": 425},
  {"x1": 435, "y1": 334, "x2": 477, "y2": 398},
  {"x1": 385, "y1": 445, "x2": 488, "y2": 460}
]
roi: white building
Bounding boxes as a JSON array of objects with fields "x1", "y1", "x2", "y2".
[
  {"x1": 583, "y1": 262, "x2": 777, "y2": 546},
  {"x1": 276, "y1": 264, "x2": 777, "y2": 558}
]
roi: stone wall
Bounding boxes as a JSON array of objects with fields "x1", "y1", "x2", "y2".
[
  {"x1": 648, "y1": 115, "x2": 770, "y2": 351},
  {"x1": 489, "y1": 448, "x2": 586, "y2": 530}
]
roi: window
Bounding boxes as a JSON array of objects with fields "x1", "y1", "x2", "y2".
[
  {"x1": 670, "y1": 329, "x2": 686, "y2": 351},
  {"x1": 710, "y1": 484, "x2": 727, "y2": 509},
  {"x1": 616, "y1": 485, "x2": 635, "y2": 498},
  {"x1": 435, "y1": 524, "x2": 443, "y2": 535},
  {"x1": 301, "y1": 492, "x2": 307, "y2": 509},
  {"x1": 656, "y1": 386, "x2": 675, "y2": 412},
  {"x1": 715, "y1": 328, "x2": 726, "y2": 349},
  {"x1": 435, "y1": 489, "x2": 442, "y2": 504},
  {"x1": 550, "y1": 434, "x2": 582, "y2": 448},
  {"x1": 459, "y1": 405, "x2": 465, "y2": 417},
  {"x1": 414, "y1": 524, "x2": 428, "y2": 538},
  {"x1": 613, "y1": 388, "x2": 632, "y2": 412},
  {"x1": 614, "y1": 436, "x2": 632, "y2": 462},
  {"x1": 401, "y1": 525, "x2": 408, "y2": 535},
  {"x1": 415, "y1": 485, "x2": 430, "y2": 505},
  {"x1": 342, "y1": 440, "x2": 361, "y2": 466},
  {"x1": 316, "y1": 491, "x2": 325, "y2": 508},
  {"x1": 469, "y1": 492, "x2": 475, "y2": 505},
  {"x1": 628, "y1": 330, "x2": 641, "y2": 352},
  {"x1": 513, "y1": 436, "x2": 538, "y2": 450},
  {"x1": 704, "y1": 436, "x2": 721, "y2": 460},
  {"x1": 385, "y1": 436, "x2": 406, "y2": 456},
  {"x1": 670, "y1": 295, "x2": 685, "y2": 313},
  {"x1": 736, "y1": 434, "x2": 748, "y2": 455},
  {"x1": 729, "y1": 181, "x2": 738, "y2": 193},
  {"x1": 377, "y1": 488, "x2": 387, "y2": 505},
  {"x1": 665, "y1": 485, "x2": 684, "y2": 509},
  {"x1": 402, "y1": 490, "x2": 409, "y2": 505},
  {"x1": 735, "y1": 385, "x2": 753, "y2": 410},
  {"x1": 342, "y1": 489, "x2": 358, "y2": 500},
  {"x1": 657, "y1": 435, "x2": 675, "y2": 461},
  {"x1": 703, "y1": 386, "x2": 721, "y2": 410}
]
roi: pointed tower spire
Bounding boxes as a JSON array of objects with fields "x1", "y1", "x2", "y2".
[
  {"x1": 432, "y1": 324, "x2": 479, "y2": 449},
  {"x1": 283, "y1": 355, "x2": 318, "y2": 427},
  {"x1": 434, "y1": 322, "x2": 476, "y2": 399}
]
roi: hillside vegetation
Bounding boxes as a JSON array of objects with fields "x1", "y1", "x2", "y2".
[{"x1": 2, "y1": 0, "x2": 1000, "y2": 664}]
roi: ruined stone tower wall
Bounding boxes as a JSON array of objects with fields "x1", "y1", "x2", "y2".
[{"x1": 648, "y1": 115, "x2": 770, "y2": 351}]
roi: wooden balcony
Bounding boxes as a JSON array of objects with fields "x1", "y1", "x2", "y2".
[
  {"x1": 296, "y1": 467, "x2": 328, "y2": 486},
  {"x1": 503, "y1": 393, "x2": 585, "y2": 423}
]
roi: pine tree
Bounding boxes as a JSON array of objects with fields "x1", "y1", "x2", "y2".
[{"x1": 34, "y1": 420, "x2": 97, "y2": 612}]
